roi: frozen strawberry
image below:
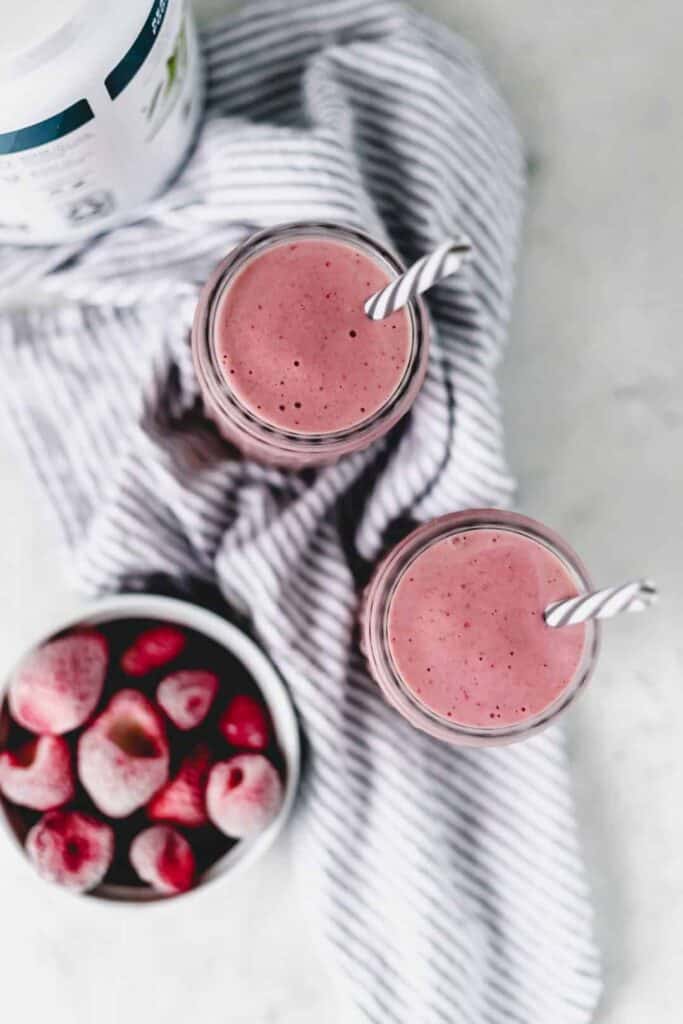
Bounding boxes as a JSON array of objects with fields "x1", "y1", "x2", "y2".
[
  {"x1": 121, "y1": 626, "x2": 186, "y2": 677},
  {"x1": 78, "y1": 689, "x2": 169, "y2": 818},
  {"x1": 147, "y1": 745, "x2": 211, "y2": 827},
  {"x1": 130, "y1": 825, "x2": 196, "y2": 894},
  {"x1": 0, "y1": 735, "x2": 74, "y2": 811},
  {"x1": 8, "y1": 631, "x2": 107, "y2": 735},
  {"x1": 219, "y1": 694, "x2": 271, "y2": 751},
  {"x1": 157, "y1": 670, "x2": 217, "y2": 731},
  {"x1": 26, "y1": 810, "x2": 114, "y2": 892},
  {"x1": 206, "y1": 754, "x2": 283, "y2": 839}
]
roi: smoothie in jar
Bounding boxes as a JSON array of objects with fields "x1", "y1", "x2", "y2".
[
  {"x1": 192, "y1": 223, "x2": 430, "y2": 467},
  {"x1": 361, "y1": 510, "x2": 599, "y2": 746},
  {"x1": 214, "y1": 238, "x2": 411, "y2": 435}
]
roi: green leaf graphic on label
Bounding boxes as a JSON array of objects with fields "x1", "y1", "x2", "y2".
[
  {"x1": 145, "y1": 23, "x2": 189, "y2": 125},
  {"x1": 166, "y1": 53, "x2": 177, "y2": 92},
  {"x1": 165, "y1": 24, "x2": 186, "y2": 95}
]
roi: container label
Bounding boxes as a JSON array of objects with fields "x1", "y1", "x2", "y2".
[
  {"x1": 0, "y1": 100, "x2": 94, "y2": 156},
  {"x1": 105, "y1": 0, "x2": 170, "y2": 99}
]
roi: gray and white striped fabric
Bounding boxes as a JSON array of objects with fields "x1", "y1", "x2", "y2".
[{"x1": 0, "y1": 2, "x2": 601, "y2": 1021}]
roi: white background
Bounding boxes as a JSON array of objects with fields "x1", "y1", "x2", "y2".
[{"x1": 0, "y1": 1, "x2": 681, "y2": 1021}]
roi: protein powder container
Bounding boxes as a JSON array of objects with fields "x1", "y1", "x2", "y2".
[{"x1": 0, "y1": 0, "x2": 203, "y2": 244}]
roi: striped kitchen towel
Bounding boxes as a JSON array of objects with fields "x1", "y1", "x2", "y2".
[{"x1": 0, "y1": 2, "x2": 601, "y2": 1022}]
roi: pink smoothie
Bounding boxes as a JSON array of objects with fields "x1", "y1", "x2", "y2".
[
  {"x1": 387, "y1": 528, "x2": 587, "y2": 729},
  {"x1": 214, "y1": 238, "x2": 412, "y2": 434}
]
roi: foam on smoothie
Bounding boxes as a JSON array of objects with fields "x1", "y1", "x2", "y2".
[
  {"x1": 387, "y1": 528, "x2": 587, "y2": 729},
  {"x1": 214, "y1": 237, "x2": 412, "y2": 434}
]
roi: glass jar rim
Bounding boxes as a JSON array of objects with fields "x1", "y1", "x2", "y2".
[
  {"x1": 191, "y1": 221, "x2": 430, "y2": 462},
  {"x1": 362, "y1": 509, "x2": 600, "y2": 746}
]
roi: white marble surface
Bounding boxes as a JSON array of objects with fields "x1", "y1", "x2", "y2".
[{"x1": 1, "y1": 1, "x2": 681, "y2": 1021}]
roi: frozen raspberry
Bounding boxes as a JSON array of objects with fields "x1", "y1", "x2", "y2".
[
  {"x1": 8, "y1": 632, "x2": 107, "y2": 735},
  {"x1": 121, "y1": 626, "x2": 187, "y2": 677},
  {"x1": 26, "y1": 810, "x2": 114, "y2": 892},
  {"x1": 78, "y1": 690, "x2": 169, "y2": 817},
  {"x1": 0, "y1": 735, "x2": 74, "y2": 811},
  {"x1": 157, "y1": 670, "x2": 218, "y2": 731},
  {"x1": 206, "y1": 754, "x2": 283, "y2": 839},
  {"x1": 130, "y1": 825, "x2": 196, "y2": 894},
  {"x1": 219, "y1": 694, "x2": 271, "y2": 751},
  {"x1": 147, "y1": 745, "x2": 211, "y2": 827}
]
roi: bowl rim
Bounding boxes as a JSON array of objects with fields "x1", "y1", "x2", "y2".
[{"x1": 0, "y1": 593, "x2": 301, "y2": 906}]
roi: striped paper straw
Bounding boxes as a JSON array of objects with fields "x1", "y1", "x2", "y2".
[
  {"x1": 544, "y1": 579, "x2": 658, "y2": 628},
  {"x1": 364, "y1": 236, "x2": 472, "y2": 320}
]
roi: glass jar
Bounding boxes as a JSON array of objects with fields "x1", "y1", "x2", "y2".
[
  {"x1": 191, "y1": 222, "x2": 430, "y2": 469},
  {"x1": 361, "y1": 509, "x2": 600, "y2": 747}
]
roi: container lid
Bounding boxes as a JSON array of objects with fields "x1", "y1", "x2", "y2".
[{"x1": 1, "y1": 0, "x2": 92, "y2": 77}]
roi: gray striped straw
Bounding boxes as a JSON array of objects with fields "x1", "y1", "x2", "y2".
[
  {"x1": 544, "y1": 579, "x2": 658, "y2": 628},
  {"x1": 364, "y1": 236, "x2": 472, "y2": 320}
]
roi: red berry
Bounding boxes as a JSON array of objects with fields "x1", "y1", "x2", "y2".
[
  {"x1": 0, "y1": 735, "x2": 74, "y2": 811},
  {"x1": 121, "y1": 626, "x2": 186, "y2": 677},
  {"x1": 147, "y1": 745, "x2": 211, "y2": 827},
  {"x1": 78, "y1": 689, "x2": 169, "y2": 817},
  {"x1": 157, "y1": 670, "x2": 217, "y2": 730},
  {"x1": 219, "y1": 694, "x2": 270, "y2": 751},
  {"x1": 8, "y1": 631, "x2": 108, "y2": 735},
  {"x1": 206, "y1": 754, "x2": 283, "y2": 839},
  {"x1": 130, "y1": 826, "x2": 196, "y2": 894},
  {"x1": 26, "y1": 810, "x2": 114, "y2": 892}
]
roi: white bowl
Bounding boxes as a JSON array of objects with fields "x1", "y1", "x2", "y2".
[{"x1": 0, "y1": 594, "x2": 301, "y2": 903}]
